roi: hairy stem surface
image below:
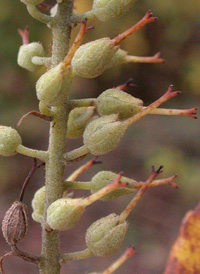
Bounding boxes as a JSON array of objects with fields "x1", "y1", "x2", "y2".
[{"x1": 40, "y1": 1, "x2": 74, "y2": 274}]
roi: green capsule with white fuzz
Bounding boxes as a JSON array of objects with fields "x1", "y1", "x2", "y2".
[
  {"x1": 83, "y1": 115, "x2": 128, "y2": 155},
  {"x1": 36, "y1": 63, "x2": 72, "y2": 106},
  {"x1": 106, "y1": 48, "x2": 128, "y2": 69},
  {"x1": 31, "y1": 186, "x2": 45, "y2": 223},
  {"x1": 96, "y1": 88, "x2": 143, "y2": 119},
  {"x1": 0, "y1": 126, "x2": 22, "y2": 157},
  {"x1": 92, "y1": 0, "x2": 137, "y2": 21},
  {"x1": 21, "y1": 0, "x2": 44, "y2": 4},
  {"x1": 71, "y1": 38, "x2": 118, "y2": 78},
  {"x1": 17, "y1": 42, "x2": 45, "y2": 72},
  {"x1": 47, "y1": 198, "x2": 85, "y2": 231},
  {"x1": 67, "y1": 107, "x2": 95, "y2": 139},
  {"x1": 91, "y1": 171, "x2": 136, "y2": 200},
  {"x1": 86, "y1": 213, "x2": 128, "y2": 257}
]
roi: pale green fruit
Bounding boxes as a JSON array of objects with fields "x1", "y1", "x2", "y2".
[
  {"x1": 17, "y1": 42, "x2": 45, "y2": 72},
  {"x1": 47, "y1": 198, "x2": 85, "y2": 231},
  {"x1": 50, "y1": 4, "x2": 58, "y2": 17},
  {"x1": 86, "y1": 214, "x2": 128, "y2": 257},
  {"x1": 38, "y1": 101, "x2": 52, "y2": 116},
  {"x1": 31, "y1": 186, "x2": 45, "y2": 223},
  {"x1": 93, "y1": 0, "x2": 137, "y2": 21},
  {"x1": 71, "y1": 38, "x2": 118, "y2": 78},
  {"x1": 96, "y1": 88, "x2": 143, "y2": 119},
  {"x1": 21, "y1": 0, "x2": 44, "y2": 4},
  {"x1": 36, "y1": 63, "x2": 72, "y2": 106},
  {"x1": 67, "y1": 107, "x2": 95, "y2": 139},
  {"x1": 106, "y1": 48, "x2": 128, "y2": 69},
  {"x1": 83, "y1": 115, "x2": 128, "y2": 155},
  {"x1": 0, "y1": 126, "x2": 22, "y2": 157},
  {"x1": 91, "y1": 171, "x2": 136, "y2": 200}
]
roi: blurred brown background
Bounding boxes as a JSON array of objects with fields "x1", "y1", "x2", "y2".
[{"x1": 0, "y1": 0, "x2": 200, "y2": 273}]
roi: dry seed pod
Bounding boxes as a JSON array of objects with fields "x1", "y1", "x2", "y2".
[
  {"x1": 0, "y1": 126, "x2": 22, "y2": 157},
  {"x1": 96, "y1": 88, "x2": 143, "y2": 119},
  {"x1": 2, "y1": 201, "x2": 28, "y2": 246},
  {"x1": 92, "y1": 0, "x2": 137, "y2": 21},
  {"x1": 83, "y1": 115, "x2": 129, "y2": 155},
  {"x1": 36, "y1": 63, "x2": 72, "y2": 106},
  {"x1": 17, "y1": 42, "x2": 45, "y2": 72},
  {"x1": 91, "y1": 171, "x2": 135, "y2": 200},
  {"x1": 71, "y1": 38, "x2": 118, "y2": 78},
  {"x1": 47, "y1": 198, "x2": 85, "y2": 231},
  {"x1": 86, "y1": 213, "x2": 128, "y2": 257},
  {"x1": 21, "y1": 0, "x2": 44, "y2": 4},
  {"x1": 66, "y1": 107, "x2": 95, "y2": 139}
]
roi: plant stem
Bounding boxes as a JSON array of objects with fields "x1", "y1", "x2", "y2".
[{"x1": 40, "y1": 1, "x2": 74, "y2": 274}]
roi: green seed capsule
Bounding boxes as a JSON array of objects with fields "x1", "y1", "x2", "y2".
[
  {"x1": 67, "y1": 107, "x2": 95, "y2": 139},
  {"x1": 83, "y1": 115, "x2": 128, "y2": 155},
  {"x1": 17, "y1": 42, "x2": 45, "y2": 72},
  {"x1": 47, "y1": 198, "x2": 85, "y2": 231},
  {"x1": 0, "y1": 126, "x2": 22, "y2": 157},
  {"x1": 36, "y1": 63, "x2": 72, "y2": 106},
  {"x1": 31, "y1": 186, "x2": 45, "y2": 223},
  {"x1": 96, "y1": 88, "x2": 143, "y2": 119},
  {"x1": 86, "y1": 214, "x2": 128, "y2": 257},
  {"x1": 92, "y1": 0, "x2": 137, "y2": 21},
  {"x1": 91, "y1": 171, "x2": 136, "y2": 200},
  {"x1": 71, "y1": 38, "x2": 118, "y2": 78},
  {"x1": 21, "y1": 0, "x2": 44, "y2": 4},
  {"x1": 50, "y1": 4, "x2": 58, "y2": 17},
  {"x1": 106, "y1": 48, "x2": 128, "y2": 69}
]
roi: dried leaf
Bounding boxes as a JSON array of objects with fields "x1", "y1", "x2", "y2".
[{"x1": 164, "y1": 202, "x2": 200, "y2": 274}]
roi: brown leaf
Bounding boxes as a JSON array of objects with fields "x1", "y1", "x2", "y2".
[{"x1": 164, "y1": 202, "x2": 200, "y2": 274}]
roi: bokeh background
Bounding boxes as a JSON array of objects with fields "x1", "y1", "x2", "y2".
[{"x1": 0, "y1": 0, "x2": 199, "y2": 273}]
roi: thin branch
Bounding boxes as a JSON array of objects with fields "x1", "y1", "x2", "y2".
[
  {"x1": 61, "y1": 248, "x2": 92, "y2": 264},
  {"x1": 64, "y1": 145, "x2": 90, "y2": 163},
  {"x1": 17, "y1": 111, "x2": 53, "y2": 127},
  {"x1": 26, "y1": 4, "x2": 52, "y2": 24},
  {"x1": 64, "y1": 181, "x2": 93, "y2": 190},
  {"x1": 113, "y1": 11, "x2": 157, "y2": 46},
  {"x1": 16, "y1": 144, "x2": 48, "y2": 162},
  {"x1": 66, "y1": 157, "x2": 101, "y2": 181},
  {"x1": 126, "y1": 52, "x2": 165, "y2": 64},
  {"x1": 19, "y1": 159, "x2": 45, "y2": 202},
  {"x1": 102, "y1": 246, "x2": 136, "y2": 274},
  {"x1": 125, "y1": 85, "x2": 181, "y2": 127},
  {"x1": 119, "y1": 166, "x2": 163, "y2": 222}
]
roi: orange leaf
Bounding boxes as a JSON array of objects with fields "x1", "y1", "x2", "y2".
[{"x1": 164, "y1": 202, "x2": 200, "y2": 274}]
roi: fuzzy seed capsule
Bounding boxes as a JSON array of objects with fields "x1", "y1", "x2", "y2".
[
  {"x1": 67, "y1": 107, "x2": 95, "y2": 139},
  {"x1": 32, "y1": 186, "x2": 45, "y2": 223},
  {"x1": 36, "y1": 63, "x2": 72, "y2": 106},
  {"x1": 96, "y1": 88, "x2": 143, "y2": 119},
  {"x1": 47, "y1": 198, "x2": 85, "y2": 231},
  {"x1": 91, "y1": 171, "x2": 136, "y2": 200},
  {"x1": 0, "y1": 126, "x2": 22, "y2": 157},
  {"x1": 106, "y1": 48, "x2": 128, "y2": 68},
  {"x1": 2, "y1": 201, "x2": 28, "y2": 246},
  {"x1": 50, "y1": 4, "x2": 58, "y2": 17},
  {"x1": 83, "y1": 115, "x2": 128, "y2": 155},
  {"x1": 21, "y1": 0, "x2": 44, "y2": 4},
  {"x1": 17, "y1": 42, "x2": 45, "y2": 72},
  {"x1": 71, "y1": 38, "x2": 118, "y2": 78},
  {"x1": 92, "y1": 0, "x2": 137, "y2": 21},
  {"x1": 86, "y1": 213, "x2": 128, "y2": 257}
]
